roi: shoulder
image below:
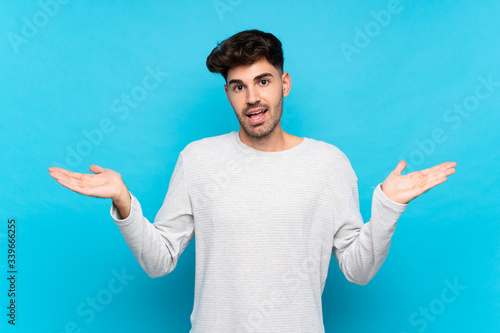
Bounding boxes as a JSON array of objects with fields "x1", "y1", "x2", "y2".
[
  {"x1": 179, "y1": 131, "x2": 234, "y2": 159},
  {"x1": 306, "y1": 137, "x2": 351, "y2": 164},
  {"x1": 305, "y1": 137, "x2": 358, "y2": 183}
]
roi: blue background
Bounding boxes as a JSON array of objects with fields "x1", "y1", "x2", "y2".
[{"x1": 1, "y1": 0, "x2": 499, "y2": 332}]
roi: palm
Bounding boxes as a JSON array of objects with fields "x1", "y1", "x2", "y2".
[
  {"x1": 48, "y1": 164, "x2": 125, "y2": 200},
  {"x1": 381, "y1": 160, "x2": 457, "y2": 204}
]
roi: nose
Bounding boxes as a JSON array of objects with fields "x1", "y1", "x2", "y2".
[{"x1": 246, "y1": 85, "x2": 260, "y2": 105}]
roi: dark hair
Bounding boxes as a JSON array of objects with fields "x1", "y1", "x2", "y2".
[{"x1": 206, "y1": 29, "x2": 284, "y2": 82}]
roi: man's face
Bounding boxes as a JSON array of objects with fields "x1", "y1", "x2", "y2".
[{"x1": 224, "y1": 57, "x2": 290, "y2": 139}]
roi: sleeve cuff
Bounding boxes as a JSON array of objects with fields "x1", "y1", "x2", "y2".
[{"x1": 110, "y1": 190, "x2": 140, "y2": 226}]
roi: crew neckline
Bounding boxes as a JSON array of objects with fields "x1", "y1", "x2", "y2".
[{"x1": 232, "y1": 131, "x2": 309, "y2": 157}]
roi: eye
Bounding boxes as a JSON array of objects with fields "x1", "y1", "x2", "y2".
[
  {"x1": 233, "y1": 85, "x2": 243, "y2": 91},
  {"x1": 260, "y1": 79, "x2": 269, "y2": 86}
]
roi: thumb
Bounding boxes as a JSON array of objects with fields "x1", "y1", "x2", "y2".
[
  {"x1": 89, "y1": 164, "x2": 104, "y2": 174},
  {"x1": 393, "y1": 160, "x2": 407, "y2": 175}
]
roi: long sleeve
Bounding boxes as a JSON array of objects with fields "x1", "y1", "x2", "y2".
[
  {"x1": 332, "y1": 181, "x2": 408, "y2": 285},
  {"x1": 110, "y1": 153, "x2": 195, "y2": 278}
]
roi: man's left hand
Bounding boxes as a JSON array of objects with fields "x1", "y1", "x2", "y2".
[{"x1": 381, "y1": 160, "x2": 457, "y2": 204}]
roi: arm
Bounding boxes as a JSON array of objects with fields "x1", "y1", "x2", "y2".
[
  {"x1": 332, "y1": 181, "x2": 407, "y2": 285},
  {"x1": 48, "y1": 156, "x2": 194, "y2": 279},
  {"x1": 332, "y1": 159, "x2": 457, "y2": 285},
  {"x1": 110, "y1": 153, "x2": 194, "y2": 278}
]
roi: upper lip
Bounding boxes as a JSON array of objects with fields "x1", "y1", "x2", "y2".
[{"x1": 246, "y1": 108, "x2": 267, "y2": 116}]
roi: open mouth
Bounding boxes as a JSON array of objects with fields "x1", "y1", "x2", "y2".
[{"x1": 247, "y1": 109, "x2": 267, "y2": 124}]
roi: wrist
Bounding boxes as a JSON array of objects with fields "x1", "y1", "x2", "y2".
[
  {"x1": 380, "y1": 185, "x2": 409, "y2": 205},
  {"x1": 113, "y1": 183, "x2": 129, "y2": 204}
]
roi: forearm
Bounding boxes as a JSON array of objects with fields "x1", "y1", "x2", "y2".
[
  {"x1": 337, "y1": 184, "x2": 407, "y2": 285},
  {"x1": 110, "y1": 153, "x2": 194, "y2": 279},
  {"x1": 111, "y1": 192, "x2": 176, "y2": 278},
  {"x1": 110, "y1": 189, "x2": 195, "y2": 279}
]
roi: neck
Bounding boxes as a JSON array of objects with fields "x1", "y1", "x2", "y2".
[{"x1": 238, "y1": 126, "x2": 296, "y2": 152}]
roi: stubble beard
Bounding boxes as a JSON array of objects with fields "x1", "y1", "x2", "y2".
[{"x1": 237, "y1": 95, "x2": 283, "y2": 139}]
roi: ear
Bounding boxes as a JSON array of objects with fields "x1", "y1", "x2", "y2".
[{"x1": 282, "y1": 71, "x2": 291, "y2": 97}]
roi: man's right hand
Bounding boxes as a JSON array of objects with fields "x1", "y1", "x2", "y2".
[{"x1": 48, "y1": 164, "x2": 131, "y2": 218}]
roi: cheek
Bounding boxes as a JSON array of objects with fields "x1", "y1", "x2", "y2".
[
  {"x1": 228, "y1": 96, "x2": 244, "y2": 110},
  {"x1": 267, "y1": 87, "x2": 282, "y2": 104}
]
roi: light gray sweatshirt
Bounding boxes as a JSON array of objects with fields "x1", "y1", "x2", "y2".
[{"x1": 110, "y1": 130, "x2": 408, "y2": 332}]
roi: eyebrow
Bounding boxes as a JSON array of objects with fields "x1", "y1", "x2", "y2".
[{"x1": 228, "y1": 72, "x2": 274, "y2": 86}]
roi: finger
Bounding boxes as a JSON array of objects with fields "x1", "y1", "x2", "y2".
[
  {"x1": 420, "y1": 161, "x2": 455, "y2": 177},
  {"x1": 418, "y1": 166, "x2": 454, "y2": 189},
  {"x1": 49, "y1": 169, "x2": 80, "y2": 185},
  {"x1": 55, "y1": 178, "x2": 87, "y2": 195},
  {"x1": 394, "y1": 160, "x2": 407, "y2": 175},
  {"x1": 90, "y1": 164, "x2": 104, "y2": 174},
  {"x1": 433, "y1": 166, "x2": 456, "y2": 180},
  {"x1": 419, "y1": 162, "x2": 446, "y2": 176},
  {"x1": 56, "y1": 171, "x2": 97, "y2": 192},
  {"x1": 424, "y1": 162, "x2": 457, "y2": 179},
  {"x1": 50, "y1": 167, "x2": 84, "y2": 180},
  {"x1": 49, "y1": 170, "x2": 66, "y2": 181},
  {"x1": 54, "y1": 172, "x2": 84, "y2": 188},
  {"x1": 55, "y1": 172, "x2": 99, "y2": 197},
  {"x1": 421, "y1": 176, "x2": 448, "y2": 193}
]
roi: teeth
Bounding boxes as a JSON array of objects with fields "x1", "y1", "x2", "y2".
[{"x1": 249, "y1": 110, "x2": 265, "y2": 116}]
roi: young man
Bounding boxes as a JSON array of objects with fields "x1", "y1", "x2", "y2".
[{"x1": 48, "y1": 29, "x2": 457, "y2": 332}]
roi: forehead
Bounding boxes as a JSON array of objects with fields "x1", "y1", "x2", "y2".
[{"x1": 227, "y1": 58, "x2": 278, "y2": 83}]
